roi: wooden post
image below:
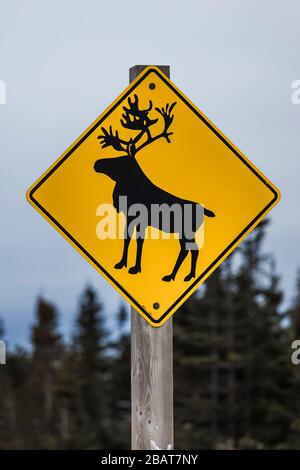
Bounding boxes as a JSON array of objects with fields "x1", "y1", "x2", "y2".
[{"x1": 130, "y1": 65, "x2": 174, "y2": 451}]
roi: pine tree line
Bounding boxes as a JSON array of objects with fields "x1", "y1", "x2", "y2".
[{"x1": 0, "y1": 220, "x2": 300, "y2": 449}]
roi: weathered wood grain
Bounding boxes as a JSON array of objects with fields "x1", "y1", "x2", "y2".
[
  {"x1": 131, "y1": 310, "x2": 173, "y2": 450},
  {"x1": 130, "y1": 65, "x2": 174, "y2": 451}
]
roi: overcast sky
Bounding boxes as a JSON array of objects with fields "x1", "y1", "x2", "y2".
[{"x1": 0, "y1": 0, "x2": 299, "y2": 346}]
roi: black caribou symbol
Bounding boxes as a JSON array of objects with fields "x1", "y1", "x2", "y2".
[{"x1": 94, "y1": 94, "x2": 215, "y2": 282}]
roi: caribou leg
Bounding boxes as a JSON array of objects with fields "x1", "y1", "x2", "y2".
[
  {"x1": 162, "y1": 238, "x2": 189, "y2": 282},
  {"x1": 129, "y1": 227, "x2": 145, "y2": 274},
  {"x1": 184, "y1": 238, "x2": 198, "y2": 281},
  {"x1": 115, "y1": 218, "x2": 132, "y2": 269}
]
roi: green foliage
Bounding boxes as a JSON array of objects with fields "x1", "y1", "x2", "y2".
[{"x1": 0, "y1": 221, "x2": 299, "y2": 449}]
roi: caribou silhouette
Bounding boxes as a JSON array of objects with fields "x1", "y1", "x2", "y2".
[{"x1": 94, "y1": 94, "x2": 215, "y2": 282}]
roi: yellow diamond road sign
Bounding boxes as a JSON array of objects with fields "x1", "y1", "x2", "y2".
[{"x1": 27, "y1": 66, "x2": 280, "y2": 327}]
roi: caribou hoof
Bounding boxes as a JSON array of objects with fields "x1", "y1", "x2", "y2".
[
  {"x1": 184, "y1": 273, "x2": 195, "y2": 282},
  {"x1": 128, "y1": 266, "x2": 141, "y2": 274},
  {"x1": 114, "y1": 260, "x2": 127, "y2": 269},
  {"x1": 162, "y1": 274, "x2": 175, "y2": 282}
]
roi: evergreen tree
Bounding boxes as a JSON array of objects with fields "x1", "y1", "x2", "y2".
[
  {"x1": 0, "y1": 318, "x2": 11, "y2": 449},
  {"x1": 174, "y1": 220, "x2": 295, "y2": 449},
  {"x1": 107, "y1": 304, "x2": 131, "y2": 449},
  {"x1": 227, "y1": 221, "x2": 293, "y2": 448},
  {"x1": 284, "y1": 270, "x2": 300, "y2": 449},
  {"x1": 1, "y1": 220, "x2": 300, "y2": 450},
  {"x1": 28, "y1": 297, "x2": 62, "y2": 448},
  {"x1": 72, "y1": 286, "x2": 110, "y2": 449},
  {"x1": 290, "y1": 269, "x2": 300, "y2": 337}
]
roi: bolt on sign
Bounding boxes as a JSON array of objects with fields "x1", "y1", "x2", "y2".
[{"x1": 27, "y1": 66, "x2": 280, "y2": 327}]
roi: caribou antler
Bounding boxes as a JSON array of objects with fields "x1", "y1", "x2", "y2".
[
  {"x1": 155, "y1": 102, "x2": 176, "y2": 143},
  {"x1": 134, "y1": 101, "x2": 177, "y2": 153},
  {"x1": 97, "y1": 96, "x2": 177, "y2": 157},
  {"x1": 121, "y1": 94, "x2": 158, "y2": 130},
  {"x1": 97, "y1": 126, "x2": 126, "y2": 151}
]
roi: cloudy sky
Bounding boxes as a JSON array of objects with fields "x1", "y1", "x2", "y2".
[{"x1": 0, "y1": 0, "x2": 299, "y2": 346}]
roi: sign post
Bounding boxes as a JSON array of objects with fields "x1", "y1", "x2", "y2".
[
  {"x1": 130, "y1": 66, "x2": 173, "y2": 451},
  {"x1": 131, "y1": 306, "x2": 173, "y2": 450}
]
